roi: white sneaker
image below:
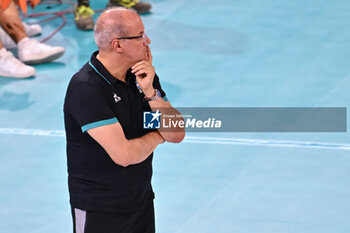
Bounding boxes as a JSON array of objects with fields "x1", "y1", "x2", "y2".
[
  {"x1": 0, "y1": 26, "x2": 16, "y2": 49},
  {"x1": 18, "y1": 38, "x2": 65, "y2": 64},
  {"x1": 0, "y1": 48, "x2": 36, "y2": 78},
  {"x1": 23, "y1": 23, "x2": 42, "y2": 37}
]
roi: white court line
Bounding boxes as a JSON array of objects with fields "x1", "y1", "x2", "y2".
[
  {"x1": 0, "y1": 127, "x2": 349, "y2": 150},
  {"x1": 0, "y1": 128, "x2": 65, "y2": 137}
]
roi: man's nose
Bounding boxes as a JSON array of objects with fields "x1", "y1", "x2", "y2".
[{"x1": 144, "y1": 34, "x2": 151, "y2": 45}]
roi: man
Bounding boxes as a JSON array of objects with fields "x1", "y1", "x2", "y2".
[
  {"x1": 75, "y1": 0, "x2": 151, "y2": 31},
  {"x1": 64, "y1": 7, "x2": 184, "y2": 233}
]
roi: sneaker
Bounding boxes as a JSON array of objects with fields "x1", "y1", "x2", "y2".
[
  {"x1": 0, "y1": 26, "x2": 16, "y2": 49},
  {"x1": 0, "y1": 48, "x2": 35, "y2": 78},
  {"x1": 74, "y1": 5, "x2": 95, "y2": 31},
  {"x1": 18, "y1": 38, "x2": 65, "y2": 64},
  {"x1": 23, "y1": 23, "x2": 42, "y2": 37},
  {"x1": 107, "y1": 0, "x2": 152, "y2": 14}
]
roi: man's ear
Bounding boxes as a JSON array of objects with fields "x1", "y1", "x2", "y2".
[{"x1": 111, "y1": 39, "x2": 123, "y2": 53}]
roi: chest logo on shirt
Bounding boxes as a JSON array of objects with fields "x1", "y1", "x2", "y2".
[{"x1": 113, "y1": 93, "x2": 122, "y2": 103}]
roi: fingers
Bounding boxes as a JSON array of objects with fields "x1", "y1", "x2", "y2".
[
  {"x1": 134, "y1": 68, "x2": 153, "y2": 80},
  {"x1": 134, "y1": 69, "x2": 148, "y2": 77},
  {"x1": 131, "y1": 61, "x2": 154, "y2": 76},
  {"x1": 131, "y1": 48, "x2": 154, "y2": 82},
  {"x1": 146, "y1": 46, "x2": 153, "y2": 63},
  {"x1": 131, "y1": 61, "x2": 148, "y2": 71},
  {"x1": 146, "y1": 46, "x2": 149, "y2": 61}
]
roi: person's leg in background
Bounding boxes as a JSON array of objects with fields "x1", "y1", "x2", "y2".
[
  {"x1": 0, "y1": 0, "x2": 26, "y2": 43},
  {"x1": 74, "y1": 0, "x2": 152, "y2": 31},
  {"x1": 74, "y1": 0, "x2": 95, "y2": 31},
  {"x1": 0, "y1": 0, "x2": 65, "y2": 65},
  {"x1": 0, "y1": 0, "x2": 42, "y2": 47},
  {"x1": 0, "y1": 0, "x2": 34, "y2": 78}
]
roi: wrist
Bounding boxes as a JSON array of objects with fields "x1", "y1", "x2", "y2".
[
  {"x1": 143, "y1": 88, "x2": 155, "y2": 98},
  {"x1": 144, "y1": 89, "x2": 161, "y2": 101},
  {"x1": 150, "y1": 131, "x2": 164, "y2": 144},
  {"x1": 157, "y1": 132, "x2": 165, "y2": 144}
]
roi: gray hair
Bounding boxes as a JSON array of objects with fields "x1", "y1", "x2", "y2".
[{"x1": 93, "y1": 7, "x2": 137, "y2": 50}]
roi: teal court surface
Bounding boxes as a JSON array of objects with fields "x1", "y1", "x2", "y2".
[{"x1": 0, "y1": 0, "x2": 350, "y2": 232}]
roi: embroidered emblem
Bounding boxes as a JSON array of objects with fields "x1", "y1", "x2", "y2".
[{"x1": 113, "y1": 93, "x2": 122, "y2": 103}]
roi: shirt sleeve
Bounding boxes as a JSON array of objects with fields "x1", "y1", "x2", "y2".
[
  {"x1": 152, "y1": 74, "x2": 168, "y2": 102},
  {"x1": 68, "y1": 82, "x2": 118, "y2": 133}
]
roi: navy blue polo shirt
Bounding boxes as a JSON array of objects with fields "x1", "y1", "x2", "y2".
[{"x1": 63, "y1": 51, "x2": 168, "y2": 213}]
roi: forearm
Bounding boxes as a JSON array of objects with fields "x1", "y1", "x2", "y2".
[
  {"x1": 121, "y1": 131, "x2": 164, "y2": 166},
  {"x1": 148, "y1": 98, "x2": 185, "y2": 143},
  {"x1": 88, "y1": 123, "x2": 164, "y2": 167}
]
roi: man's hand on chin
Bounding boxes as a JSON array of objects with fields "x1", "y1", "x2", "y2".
[{"x1": 131, "y1": 46, "x2": 156, "y2": 97}]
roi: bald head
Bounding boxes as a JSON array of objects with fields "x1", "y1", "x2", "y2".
[{"x1": 94, "y1": 7, "x2": 141, "y2": 50}]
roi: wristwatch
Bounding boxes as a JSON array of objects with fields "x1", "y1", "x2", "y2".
[{"x1": 144, "y1": 89, "x2": 161, "y2": 101}]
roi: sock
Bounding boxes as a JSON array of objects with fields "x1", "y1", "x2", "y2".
[{"x1": 18, "y1": 37, "x2": 30, "y2": 46}]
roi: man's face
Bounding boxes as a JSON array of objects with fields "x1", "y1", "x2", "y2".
[{"x1": 122, "y1": 16, "x2": 151, "y2": 63}]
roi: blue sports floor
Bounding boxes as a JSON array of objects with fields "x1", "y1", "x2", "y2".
[{"x1": 1, "y1": 0, "x2": 350, "y2": 232}]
